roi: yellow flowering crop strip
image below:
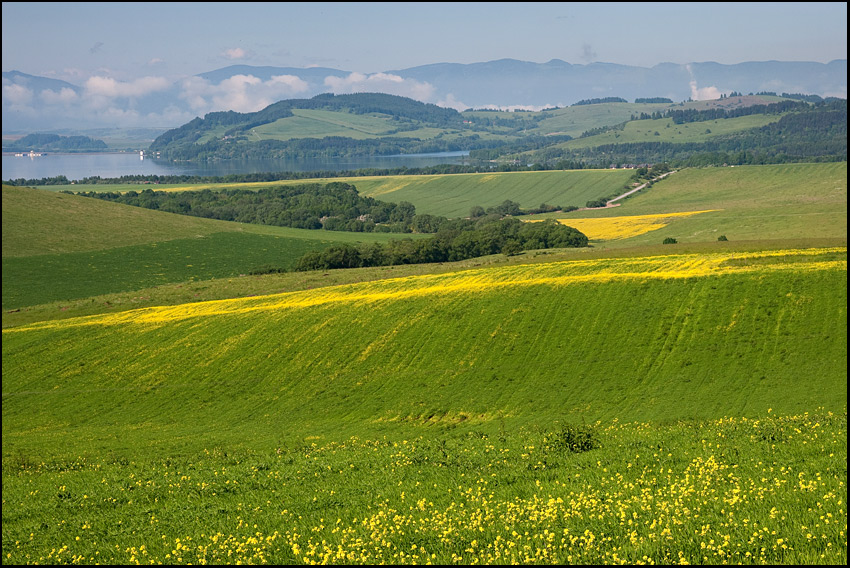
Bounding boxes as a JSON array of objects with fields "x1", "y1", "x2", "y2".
[
  {"x1": 528, "y1": 210, "x2": 720, "y2": 240},
  {"x1": 5, "y1": 247, "x2": 844, "y2": 333}
]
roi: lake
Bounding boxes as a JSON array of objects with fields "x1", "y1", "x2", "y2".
[{"x1": 2, "y1": 151, "x2": 473, "y2": 181}]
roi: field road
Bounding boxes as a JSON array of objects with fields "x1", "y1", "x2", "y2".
[{"x1": 607, "y1": 171, "x2": 676, "y2": 204}]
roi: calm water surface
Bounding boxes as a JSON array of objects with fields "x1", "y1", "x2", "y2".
[{"x1": 2, "y1": 151, "x2": 472, "y2": 181}]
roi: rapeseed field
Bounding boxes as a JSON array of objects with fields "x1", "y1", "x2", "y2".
[{"x1": 528, "y1": 210, "x2": 719, "y2": 241}]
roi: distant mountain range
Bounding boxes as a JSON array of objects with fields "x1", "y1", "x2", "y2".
[{"x1": 2, "y1": 59, "x2": 846, "y2": 132}]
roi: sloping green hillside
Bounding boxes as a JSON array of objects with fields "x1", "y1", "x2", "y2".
[
  {"x1": 532, "y1": 162, "x2": 847, "y2": 248},
  {"x1": 2, "y1": 185, "x2": 241, "y2": 257},
  {"x1": 4, "y1": 247, "x2": 845, "y2": 458},
  {"x1": 116, "y1": 169, "x2": 634, "y2": 219},
  {"x1": 1, "y1": 185, "x2": 412, "y2": 309}
]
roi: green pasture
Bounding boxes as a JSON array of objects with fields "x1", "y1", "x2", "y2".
[
  {"x1": 526, "y1": 102, "x2": 673, "y2": 137},
  {"x1": 2, "y1": 231, "x2": 392, "y2": 310},
  {"x1": 253, "y1": 109, "x2": 400, "y2": 141},
  {"x1": 1, "y1": 185, "x2": 417, "y2": 309},
  {"x1": 39, "y1": 169, "x2": 637, "y2": 219},
  {"x1": 3, "y1": 94, "x2": 844, "y2": 565},
  {"x1": 212, "y1": 109, "x2": 509, "y2": 144},
  {"x1": 3, "y1": 249, "x2": 846, "y2": 564},
  {"x1": 349, "y1": 169, "x2": 635, "y2": 217},
  {"x1": 3, "y1": 185, "x2": 238, "y2": 257},
  {"x1": 10, "y1": 162, "x2": 846, "y2": 313},
  {"x1": 462, "y1": 96, "x2": 786, "y2": 139},
  {"x1": 556, "y1": 114, "x2": 785, "y2": 150},
  {"x1": 530, "y1": 162, "x2": 847, "y2": 249},
  {"x1": 4, "y1": 251, "x2": 846, "y2": 459},
  {"x1": 1, "y1": 238, "x2": 841, "y2": 330}
]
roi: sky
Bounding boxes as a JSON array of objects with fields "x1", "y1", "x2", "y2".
[
  {"x1": 3, "y1": 2, "x2": 846, "y2": 82},
  {"x1": 1, "y1": 2, "x2": 846, "y2": 129}
]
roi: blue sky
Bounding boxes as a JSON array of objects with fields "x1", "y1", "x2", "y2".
[
  {"x1": 2, "y1": 2, "x2": 846, "y2": 130},
  {"x1": 3, "y1": 2, "x2": 846, "y2": 81}
]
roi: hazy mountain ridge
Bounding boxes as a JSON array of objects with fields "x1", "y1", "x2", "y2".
[{"x1": 3, "y1": 59, "x2": 846, "y2": 132}]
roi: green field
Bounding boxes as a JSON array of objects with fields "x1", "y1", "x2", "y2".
[
  {"x1": 253, "y1": 109, "x2": 401, "y2": 141},
  {"x1": 13, "y1": 163, "x2": 848, "y2": 315},
  {"x1": 2, "y1": 410, "x2": 843, "y2": 564},
  {"x1": 37, "y1": 169, "x2": 637, "y2": 218},
  {"x1": 4, "y1": 249, "x2": 846, "y2": 452},
  {"x1": 530, "y1": 162, "x2": 847, "y2": 249},
  {"x1": 3, "y1": 158, "x2": 847, "y2": 564},
  {"x1": 463, "y1": 96, "x2": 787, "y2": 139},
  {"x1": 1, "y1": 185, "x2": 415, "y2": 309},
  {"x1": 3, "y1": 248, "x2": 846, "y2": 564},
  {"x1": 353, "y1": 169, "x2": 635, "y2": 217},
  {"x1": 556, "y1": 114, "x2": 785, "y2": 150}
]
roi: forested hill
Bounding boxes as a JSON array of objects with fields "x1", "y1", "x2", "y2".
[
  {"x1": 4, "y1": 133, "x2": 107, "y2": 152},
  {"x1": 148, "y1": 92, "x2": 464, "y2": 158}
]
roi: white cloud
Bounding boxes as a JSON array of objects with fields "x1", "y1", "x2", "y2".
[
  {"x1": 324, "y1": 72, "x2": 436, "y2": 102},
  {"x1": 84, "y1": 75, "x2": 171, "y2": 98},
  {"x1": 179, "y1": 74, "x2": 310, "y2": 114},
  {"x1": 222, "y1": 47, "x2": 248, "y2": 60},
  {"x1": 436, "y1": 93, "x2": 468, "y2": 112},
  {"x1": 39, "y1": 87, "x2": 79, "y2": 105},
  {"x1": 685, "y1": 63, "x2": 722, "y2": 101},
  {"x1": 2, "y1": 83, "x2": 34, "y2": 106},
  {"x1": 689, "y1": 80, "x2": 722, "y2": 101}
]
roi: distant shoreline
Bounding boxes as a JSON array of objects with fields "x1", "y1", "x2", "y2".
[{"x1": 2, "y1": 150, "x2": 145, "y2": 156}]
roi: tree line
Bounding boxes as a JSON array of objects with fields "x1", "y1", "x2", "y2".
[
  {"x1": 523, "y1": 100, "x2": 847, "y2": 167},
  {"x1": 294, "y1": 217, "x2": 588, "y2": 271},
  {"x1": 69, "y1": 181, "x2": 586, "y2": 235},
  {"x1": 4, "y1": 133, "x2": 107, "y2": 152},
  {"x1": 71, "y1": 182, "x2": 425, "y2": 232}
]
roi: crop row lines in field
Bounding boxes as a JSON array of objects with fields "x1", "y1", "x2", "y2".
[{"x1": 4, "y1": 248, "x2": 844, "y2": 333}]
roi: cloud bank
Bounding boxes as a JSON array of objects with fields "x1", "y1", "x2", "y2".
[{"x1": 324, "y1": 72, "x2": 436, "y2": 102}]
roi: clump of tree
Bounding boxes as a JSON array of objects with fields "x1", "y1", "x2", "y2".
[
  {"x1": 468, "y1": 200, "x2": 578, "y2": 218},
  {"x1": 634, "y1": 97, "x2": 674, "y2": 104},
  {"x1": 665, "y1": 100, "x2": 806, "y2": 124},
  {"x1": 294, "y1": 217, "x2": 588, "y2": 271},
  {"x1": 72, "y1": 182, "x2": 436, "y2": 233},
  {"x1": 572, "y1": 97, "x2": 628, "y2": 106}
]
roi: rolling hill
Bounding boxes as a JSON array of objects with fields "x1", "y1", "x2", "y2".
[
  {"x1": 4, "y1": 247, "x2": 846, "y2": 455},
  {"x1": 532, "y1": 162, "x2": 848, "y2": 248},
  {"x1": 1, "y1": 185, "x2": 412, "y2": 309},
  {"x1": 146, "y1": 92, "x2": 835, "y2": 165},
  {"x1": 2, "y1": 161, "x2": 846, "y2": 564}
]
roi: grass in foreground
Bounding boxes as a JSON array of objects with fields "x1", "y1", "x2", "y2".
[{"x1": 2, "y1": 411, "x2": 845, "y2": 564}]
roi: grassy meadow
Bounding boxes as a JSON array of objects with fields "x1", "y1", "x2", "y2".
[
  {"x1": 3, "y1": 160, "x2": 847, "y2": 565},
  {"x1": 528, "y1": 162, "x2": 847, "y2": 250},
  {"x1": 556, "y1": 114, "x2": 785, "y2": 150},
  {"x1": 1, "y1": 185, "x2": 419, "y2": 310},
  {"x1": 3, "y1": 247, "x2": 847, "y2": 564},
  {"x1": 37, "y1": 168, "x2": 637, "y2": 219}
]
